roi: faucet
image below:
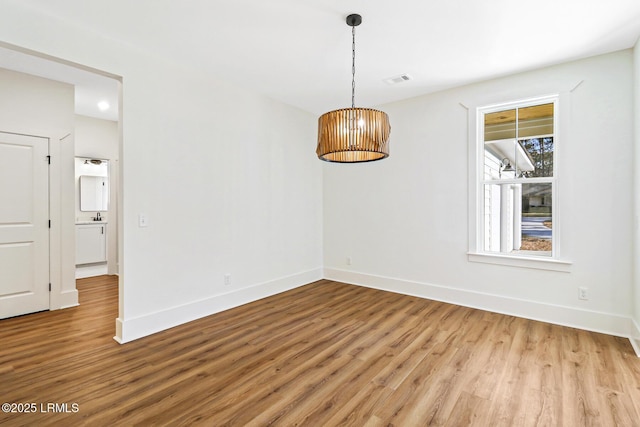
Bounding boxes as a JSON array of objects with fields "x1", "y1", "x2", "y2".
[{"x1": 95, "y1": 212, "x2": 101, "y2": 221}]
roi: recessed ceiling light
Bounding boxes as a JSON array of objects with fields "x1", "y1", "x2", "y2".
[{"x1": 97, "y1": 101, "x2": 110, "y2": 111}]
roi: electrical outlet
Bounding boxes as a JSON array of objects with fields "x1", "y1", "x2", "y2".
[
  {"x1": 578, "y1": 287, "x2": 589, "y2": 300},
  {"x1": 346, "y1": 257, "x2": 352, "y2": 266},
  {"x1": 224, "y1": 274, "x2": 231, "y2": 286}
]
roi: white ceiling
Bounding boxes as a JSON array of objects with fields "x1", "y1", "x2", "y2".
[{"x1": 2, "y1": 0, "x2": 640, "y2": 119}]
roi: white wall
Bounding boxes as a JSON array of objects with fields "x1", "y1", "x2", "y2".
[
  {"x1": 75, "y1": 115, "x2": 119, "y2": 275},
  {"x1": 75, "y1": 115, "x2": 119, "y2": 160},
  {"x1": 0, "y1": 3, "x2": 323, "y2": 342},
  {"x1": 632, "y1": 38, "x2": 640, "y2": 353},
  {"x1": 324, "y1": 50, "x2": 636, "y2": 343},
  {"x1": 0, "y1": 67, "x2": 77, "y2": 309}
]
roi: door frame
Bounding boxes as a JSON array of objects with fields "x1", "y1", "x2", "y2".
[{"x1": 49, "y1": 132, "x2": 79, "y2": 310}]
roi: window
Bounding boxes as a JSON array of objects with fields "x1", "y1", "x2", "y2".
[{"x1": 474, "y1": 96, "x2": 559, "y2": 261}]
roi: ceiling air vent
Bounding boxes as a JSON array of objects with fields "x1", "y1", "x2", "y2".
[{"x1": 384, "y1": 74, "x2": 412, "y2": 85}]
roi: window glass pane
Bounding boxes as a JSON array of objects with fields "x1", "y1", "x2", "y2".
[
  {"x1": 483, "y1": 182, "x2": 552, "y2": 256},
  {"x1": 520, "y1": 137, "x2": 554, "y2": 177},
  {"x1": 520, "y1": 183, "x2": 552, "y2": 255},
  {"x1": 483, "y1": 183, "x2": 504, "y2": 252},
  {"x1": 485, "y1": 138, "x2": 522, "y2": 181},
  {"x1": 484, "y1": 149, "x2": 507, "y2": 180},
  {"x1": 518, "y1": 103, "x2": 553, "y2": 138},
  {"x1": 484, "y1": 109, "x2": 515, "y2": 141},
  {"x1": 484, "y1": 108, "x2": 516, "y2": 180}
]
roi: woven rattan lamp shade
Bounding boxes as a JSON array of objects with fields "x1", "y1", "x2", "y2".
[{"x1": 316, "y1": 107, "x2": 390, "y2": 163}]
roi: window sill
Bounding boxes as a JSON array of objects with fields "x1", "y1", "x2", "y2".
[{"x1": 467, "y1": 252, "x2": 572, "y2": 272}]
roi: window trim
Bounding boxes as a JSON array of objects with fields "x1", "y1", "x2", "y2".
[{"x1": 467, "y1": 93, "x2": 572, "y2": 271}]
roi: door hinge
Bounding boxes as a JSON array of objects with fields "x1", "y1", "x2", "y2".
[
  {"x1": 48, "y1": 220, "x2": 51, "y2": 228},
  {"x1": 46, "y1": 155, "x2": 51, "y2": 164},
  {"x1": 49, "y1": 283, "x2": 51, "y2": 292}
]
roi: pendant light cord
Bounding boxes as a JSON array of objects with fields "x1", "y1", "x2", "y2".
[{"x1": 351, "y1": 25, "x2": 356, "y2": 109}]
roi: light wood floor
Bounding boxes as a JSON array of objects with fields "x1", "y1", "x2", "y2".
[{"x1": 1, "y1": 276, "x2": 639, "y2": 426}]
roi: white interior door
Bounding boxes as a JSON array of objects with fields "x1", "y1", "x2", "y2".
[{"x1": 0, "y1": 131, "x2": 49, "y2": 319}]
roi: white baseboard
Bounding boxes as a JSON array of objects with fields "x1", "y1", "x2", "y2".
[
  {"x1": 324, "y1": 268, "x2": 639, "y2": 356},
  {"x1": 58, "y1": 289, "x2": 79, "y2": 309},
  {"x1": 75, "y1": 263, "x2": 108, "y2": 279},
  {"x1": 631, "y1": 318, "x2": 640, "y2": 357},
  {"x1": 114, "y1": 268, "x2": 323, "y2": 344}
]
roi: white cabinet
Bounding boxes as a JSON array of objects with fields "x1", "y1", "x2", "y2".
[{"x1": 76, "y1": 223, "x2": 107, "y2": 265}]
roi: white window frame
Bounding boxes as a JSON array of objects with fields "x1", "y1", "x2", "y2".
[{"x1": 468, "y1": 94, "x2": 572, "y2": 272}]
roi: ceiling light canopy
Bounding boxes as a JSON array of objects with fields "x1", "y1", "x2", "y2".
[{"x1": 316, "y1": 14, "x2": 391, "y2": 163}]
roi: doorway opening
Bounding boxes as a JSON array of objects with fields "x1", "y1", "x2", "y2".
[{"x1": 0, "y1": 42, "x2": 123, "y2": 325}]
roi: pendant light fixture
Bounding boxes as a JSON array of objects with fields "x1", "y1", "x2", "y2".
[{"x1": 316, "y1": 14, "x2": 391, "y2": 163}]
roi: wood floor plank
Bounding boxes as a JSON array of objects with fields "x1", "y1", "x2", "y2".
[
  {"x1": 444, "y1": 391, "x2": 491, "y2": 427},
  {"x1": 372, "y1": 341, "x2": 461, "y2": 425},
  {"x1": 561, "y1": 327, "x2": 606, "y2": 426},
  {"x1": 321, "y1": 382, "x2": 394, "y2": 426},
  {"x1": 1, "y1": 275, "x2": 639, "y2": 426}
]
